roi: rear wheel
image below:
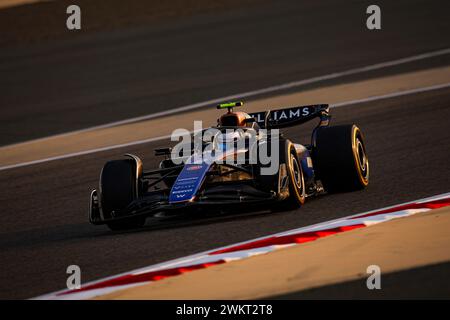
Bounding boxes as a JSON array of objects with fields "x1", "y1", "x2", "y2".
[
  {"x1": 100, "y1": 159, "x2": 145, "y2": 231},
  {"x1": 314, "y1": 124, "x2": 369, "y2": 192}
]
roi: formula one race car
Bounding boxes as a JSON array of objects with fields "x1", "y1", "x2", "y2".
[{"x1": 89, "y1": 102, "x2": 369, "y2": 230}]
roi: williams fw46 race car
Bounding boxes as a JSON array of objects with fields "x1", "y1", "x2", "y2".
[{"x1": 89, "y1": 102, "x2": 369, "y2": 230}]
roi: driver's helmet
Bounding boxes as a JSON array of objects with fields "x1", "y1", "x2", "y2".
[{"x1": 214, "y1": 130, "x2": 242, "y2": 151}]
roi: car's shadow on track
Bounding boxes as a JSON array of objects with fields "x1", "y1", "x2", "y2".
[
  {"x1": 0, "y1": 197, "x2": 326, "y2": 251},
  {"x1": 0, "y1": 208, "x2": 281, "y2": 250},
  {"x1": 95, "y1": 208, "x2": 278, "y2": 237},
  {"x1": 94, "y1": 194, "x2": 327, "y2": 237}
]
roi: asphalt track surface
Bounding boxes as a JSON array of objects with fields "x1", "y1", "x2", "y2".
[
  {"x1": 0, "y1": 0, "x2": 449, "y2": 300},
  {"x1": 1, "y1": 0, "x2": 450, "y2": 145},
  {"x1": 0, "y1": 87, "x2": 449, "y2": 299}
]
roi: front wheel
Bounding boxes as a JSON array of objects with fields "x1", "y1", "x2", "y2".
[{"x1": 100, "y1": 159, "x2": 146, "y2": 231}]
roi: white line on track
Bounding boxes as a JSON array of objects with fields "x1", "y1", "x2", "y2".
[
  {"x1": 1, "y1": 82, "x2": 449, "y2": 172},
  {"x1": 4, "y1": 47, "x2": 450, "y2": 150},
  {"x1": 332, "y1": 82, "x2": 450, "y2": 107}
]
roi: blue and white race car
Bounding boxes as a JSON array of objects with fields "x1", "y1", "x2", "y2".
[{"x1": 89, "y1": 102, "x2": 369, "y2": 230}]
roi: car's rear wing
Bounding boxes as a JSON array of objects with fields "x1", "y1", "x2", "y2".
[{"x1": 249, "y1": 104, "x2": 330, "y2": 129}]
